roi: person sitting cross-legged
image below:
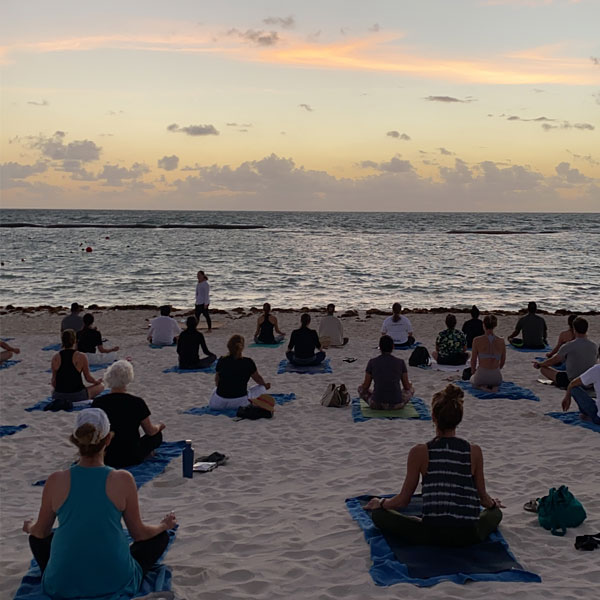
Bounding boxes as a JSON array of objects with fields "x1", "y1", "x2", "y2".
[
  {"x1": 177, "y1": 316, "x2": 216, "y2": 370},
  {"x1": 92, "y1": 360, "x2": 165, "y2": 468},
  {"x1": 0, "y1": 339, "x2": 20, "y2": 363},
  {"x1": 358, "y1": 335, "x2": 414, "y2": 410},
  {"x1": 286, "y1": 313, "x2": 326, "y2": 366},
  {"x1": 23, "y1": 408, "x2": 177, "y2": 600},
  {"x1": 562, "y1": 362, "x2": 600, "y2": 425},
  {"x1": 433, "y1": 314, "x2": 469, "y2": 365},
  {"x1": 254, "y1": 303, "x2": 285, "y2": 345},
  {"x1": 364, "y1": 384, "x2": 503, "y2": 546},
  {"x1": 533, "y1": 317, "x2": 597, "y2": 389}
]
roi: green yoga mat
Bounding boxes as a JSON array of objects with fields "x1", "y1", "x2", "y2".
[{"x1": 360, "y1": 399, "x2": 419, "y2": 419}]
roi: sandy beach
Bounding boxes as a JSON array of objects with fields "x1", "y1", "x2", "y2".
[{"x1": 1, "y1": 307, "x2": 599, "y2": 599}]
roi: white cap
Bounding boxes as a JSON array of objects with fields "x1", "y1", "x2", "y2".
[{"x1": 73, "y1": 408, "x2": 110, "y2": 444}]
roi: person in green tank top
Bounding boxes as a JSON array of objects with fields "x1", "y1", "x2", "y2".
[{"x1": 23, "y1": 409, "x2": 177, "y2": 600}]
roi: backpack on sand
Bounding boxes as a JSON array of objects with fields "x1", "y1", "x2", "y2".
[
  {"x1": 409, "y1": 346, "x2": 431, "y2": 367},
  {"x1": 321, "y1": 384, "x2": 350, "y2": 407},
  {"x1": 537, "y1": 485, "x2": 586, "y2": 536}
]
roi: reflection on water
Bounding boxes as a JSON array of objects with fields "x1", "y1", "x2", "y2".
[{"x1": 1, "y1": 210, "x2": 598, "y2": 311}]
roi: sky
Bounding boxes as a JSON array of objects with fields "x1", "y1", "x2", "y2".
[{"x1": 1, "y1": 0, "x2": 599, "y2": 212}]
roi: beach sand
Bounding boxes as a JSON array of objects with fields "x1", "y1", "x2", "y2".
[{"x1": 1, "y1": 309, "x2": 599, "y2": 599}]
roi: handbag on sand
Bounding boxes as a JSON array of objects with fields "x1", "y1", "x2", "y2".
[
  {"x1": 321, "y1": 384, "x2": 350, "y2": 407},
  {"x1": 537, "y1": 485, "x2": 586, "y2": 536}
]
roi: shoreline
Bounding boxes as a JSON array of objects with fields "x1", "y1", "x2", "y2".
[{"x1": 1, "y1": 304, "x2": 598, "y2": 317}]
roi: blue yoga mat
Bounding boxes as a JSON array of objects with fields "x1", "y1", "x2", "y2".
[
  {"x1": 184, "y1": 393, "x2": 297, "y2": 418},
  {"x1": 508, "y1": 343, "x2": 551, "y2": 353},
  {"x1": 545, "y1": 411, "x2": 600, "y2": 434},
  {"x1": 346, "y1": 494, "x2": 541, "y2": 587},
  {"x1": 1, "y1": 337, "x2": 15, "y2": 341},
  {"x1": 163, "y1": 363, "x2": 216, "y2": 374},
  {"x1": 394, "y1": 342, "x2": 421, "y2": 350},
  {"x1": 33, "y1": 441, "x2": 185, "y2": 488},
  {"x1": 0, "y1": 424, "x2": 28, "y2": 438},
  {"x1": 455, "y1": 380, "x2": 540, "y2": 402},
  {"x1": 0, "y1": 360, "x2": 21, "y2": 370},
  {"x1": 535, "y1": 357, "x2": 566, "y2": 371},
  {"x1": 13, "y1": 528, "x2": 176, "y2": 600},
  {"x1": 277, "y1": 358, "x2": 332, "y2": 374},
  {"x1": 249, "y1": 340, "x2": 285, "y2": 348},
  {"x1": 149, "y1": 342, "x2": 177, "y2": 349},
  {"x1": 41, "y1": 343, "x2": 61, "y2": 352},
  {"x1": 351, "y1": 396, "x2": 431, "y2": 423}
]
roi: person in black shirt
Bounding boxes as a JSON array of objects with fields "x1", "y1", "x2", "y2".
[
  {"x1": 462, "y1": 305, "x2": 485, "y2": 349},
  {"x1": 209, "y1": 335, "x2": 271, "y2": 410},
  {"x1": 76, "y1": 313, "x2": 119, "y2": 364},
  {"x1": 92, "y1": 360, "x2": 164, "y2": 468},
  {"x1": 286, "y1": 313, "x2": 326, "y2": 366},
  {"x1": 254, "y1": 303, "x2": 285, "y2": 344},
  {"x1": 177, "y1": 316, "x2": 216, "y2": 369}
]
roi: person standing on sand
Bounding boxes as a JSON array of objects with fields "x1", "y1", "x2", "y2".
[
  {"x1": 508, "y1": 301, "x2": 547, "y2": 349},
  {"x1": 195, "y1": 270, "x2": 211, "y2": 332}
]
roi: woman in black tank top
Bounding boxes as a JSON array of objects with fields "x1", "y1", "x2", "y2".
[
  {"x1": 51, "y1": 329, "x2": 104, "y2": 404},
  {"x1": 253, "y1": 303, "x2": 285, "y2": 344}
]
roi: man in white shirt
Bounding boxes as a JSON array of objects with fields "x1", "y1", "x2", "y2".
[
  {"x1": 318, "y1": 304, "x2": 348, "y2": 347},
  {"x1": 147, "y1": 305, "x2": 180, "y2": 346},
  {"x1": 381, "y1": 303, "x2": 414, "y2": 347},
  {"x1": 195, "y1": 270, "x2": 211, "y2": 332},
  {"x1": 562, "y1": 360, "x2": 600, "y2": 425}
]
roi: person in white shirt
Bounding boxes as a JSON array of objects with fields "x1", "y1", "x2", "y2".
[
  {"x1": 147, "y1": 306, "x2": 180, "y2": 346},
  {"x1": 195, "y1": 270, "x2": 211, "y2": 332},
  {"x1": 381, "y1": 303, "x2": 414, "y2": 347},
  {"x1": 562, "y1": 360, "x2": 600, "y2": 425},
  {"x1": 318, "y1": 304, "x2": 348, "y2": 347}
]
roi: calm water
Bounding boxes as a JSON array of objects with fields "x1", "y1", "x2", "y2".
[{"x1": 1, "y1": 210, "x2": 598, "y2": 312}]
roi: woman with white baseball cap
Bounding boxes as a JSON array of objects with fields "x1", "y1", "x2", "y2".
[{"x1": 23, "y1": 408, "x2": 177, "y2": 599}]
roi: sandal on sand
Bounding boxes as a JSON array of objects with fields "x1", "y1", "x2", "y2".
[
  {"x1": 523, "y1": 499, "x2": 539, "y2": 513},
  {"x1": 198, "y1": 452, "x2": 228, "y2": 466},
  {"x1": 575, "y1": 534, "x2": 600, "y2": 551}
]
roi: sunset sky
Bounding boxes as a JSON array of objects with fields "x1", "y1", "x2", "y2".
[{"x1": 1, "y1": 0, "x2": 599, "y2": 211}]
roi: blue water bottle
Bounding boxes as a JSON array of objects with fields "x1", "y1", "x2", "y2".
[{"x1": 182, "y1": 440, "x2": 194, "y2": 478}]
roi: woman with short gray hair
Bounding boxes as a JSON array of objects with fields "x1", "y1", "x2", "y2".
[{"x1": 92, "y1": 360, "x2": 165, "y2": 468}]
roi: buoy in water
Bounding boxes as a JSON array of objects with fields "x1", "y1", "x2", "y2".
[{"x1": 86, "y1": 246, "x2": 93, "y2": 253}]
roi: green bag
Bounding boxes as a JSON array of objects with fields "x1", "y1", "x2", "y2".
[{"x1": 537, "y1": 485, "x2": 586, "y2": 536}]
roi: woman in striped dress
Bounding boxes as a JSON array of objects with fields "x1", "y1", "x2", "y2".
[{"x1": 365, "y1": 383, "x2": 503, "y2": 546}]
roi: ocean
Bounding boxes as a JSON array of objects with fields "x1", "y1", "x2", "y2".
[{"x1": 1, "y1": 210, "x2": 598, "y2": 312}]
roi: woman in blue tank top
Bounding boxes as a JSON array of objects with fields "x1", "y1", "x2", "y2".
[
  {"x1": 365, "y1": 384, "x2": 503, "y2": 546},
  {"x1": 23, "y1": 408, "x2": 177, "y2": 599}
]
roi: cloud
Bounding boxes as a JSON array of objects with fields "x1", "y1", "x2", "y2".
[
  {"x1": 4, "y1": 31, "x2": 592, "y2": 84},
  {"x1": 369, "y1": 24, "x2": 381, "y2": 32},
  {"x1": 439, "y1": 147, "x2": 454, "y2": 155},
  {"x1": 566, "y1": 150, "x2": 599, "y2": 166},
  {"x1": 263, "y1": 16, "x2": 295, "y2": 29},
  {"x1": 28, "y1": 131, "x2": 101, "y2": 162},
  {"x1": 299, "y1": 103, "x2": 314, "y2": 112},
  {"x1": 226, "y1": 122, "x2": 252, "y2": 127},
  {"x1": 359, "y1": 156, "x2": 413, "y2": 173},
  {"x1": 0, "y1": 161, "x2": 47, "y2": 188},
  {"x1": 97, "y1": 162, "x2": 149, "y2": 186},
  {"x1": 386, "y1": 131, "x2": 411, "y2": 140},
  {"x1": 541, "y1": 121, "x2": 594, "y2": 131},
  {"x1": 424, "y1": 96, "x2": 476, "y2": 103},
  {"x1": 555, "y1": 161, "x2": 590, "y2": 184},
  {"x1": 227, "y1": 28, "x2": 279, "y2": 46},
  {"x1": 591, "y1": 56, "x2": 600, "y2": 66},
  {"x1": 167, "y1": 123, "x2": 219, "y2": 136},
  {"x1": 106, "y1": 109, "x2": 124, "y2": 116},
  {"x1": 158, "y1": 155, "x2": 179, "y2": 171},
  {"x1": 506, "y1": 115, "x2": 554, "y2": 122},
  {"x1": 27, "y1": 99, "x2": 48, "y2": 106}
]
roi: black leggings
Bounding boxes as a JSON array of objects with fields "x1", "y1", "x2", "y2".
[
  {"x1": 194, "y1": 304, "x2": 212, "y2": 330},
  {"x1": 29, "y1": 530, "x2": 170, "y2": 575},
  {"x1": 179, "y1": 353, "x2": 216, "y2": 370}
]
